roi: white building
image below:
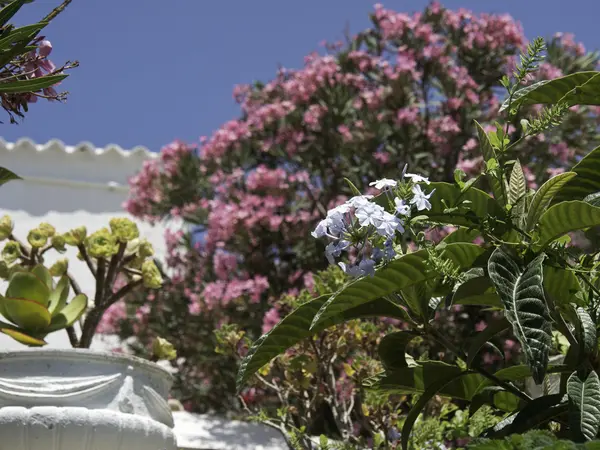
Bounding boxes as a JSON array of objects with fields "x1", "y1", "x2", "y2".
[{"x1": 0, "y1": 138, "x2": 288, "y2": 450}]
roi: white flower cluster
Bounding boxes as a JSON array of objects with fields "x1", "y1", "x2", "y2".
[{"x1": 312, "y1": 170, "x2": 435, "y2": 277}]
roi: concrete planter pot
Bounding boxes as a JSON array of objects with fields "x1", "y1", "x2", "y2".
[{"x1": 0, "y1": 349, "x2": 177, "y2": 450}]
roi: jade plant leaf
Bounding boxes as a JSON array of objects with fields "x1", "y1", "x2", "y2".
[
  {"x1": 6, "y1": 271, "x2": 50, "y2": 307},
  {"x1": 47, "y1": 275, "x2": 70, "y2": 317},
  {"x1": 2, "y1": 296, "x2": 51, "y2": 330},
  {"x1": 567, "y1": 370, "x2": 600, "y2": 441},
  {"x1": 46, "y1": 293, "x2": 88, "y2": 332},
  {"x1": 0, "y1": 166, "x2": 21, "y2": 187},
  {"x1": 488, "y1": 249, "x2": 552, "y2": 384},
  {"x1": 0, "y1": 324, "x2": 45, "y2": 346}
]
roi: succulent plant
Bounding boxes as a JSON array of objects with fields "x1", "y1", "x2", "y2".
[{"x1": 0, "y1": 264, "x2": 87, "y2": 346}]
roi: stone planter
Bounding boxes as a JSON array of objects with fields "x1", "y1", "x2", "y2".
[{"x1": 0, "y1": 349, "x2": 177, "y2": 450}]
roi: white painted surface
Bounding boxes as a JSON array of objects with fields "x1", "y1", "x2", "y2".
[
  {"x1": 0, "y1": 348, "x2": 177, "y2": 449},
  {"x1": 173, "y1": 412, "x2": 288, "y2": 450}
]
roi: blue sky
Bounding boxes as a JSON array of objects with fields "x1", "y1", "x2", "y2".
[{"x1": 3, "y1": 0, "x2": 599, "y2": 152}]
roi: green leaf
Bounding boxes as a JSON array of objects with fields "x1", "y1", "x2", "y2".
[
  {"x1": 46, "y1": 294, "x2": 87, "y2": 332},
  {"x1": 236, "y1": 296, "x2": 410, "y2": 391},
  {"x1": 467, "y1": 317, "x2": 511, "y2": 368},
  {"x1": 488, "y1": 249, "x2": 552, "y2": 384},
  {"x1": 526, "y1": 172, "x2": 577, "y2": 231},
  {"x1": 0, "y1": 325, "x2": 45, "y2": 346},
  {"x1": 0, "y1": 74, "x2": 67, "y2": 94},
  {"x1": 508, "y1": 394, "x2": 567, "y2": 435},
  {"x1": 6, "y1": 271, "x2": 50, "y2": 307},
  {"x1": 311, "y1": 243, "x2": 485, "y2": 329},
  {"x1": 575, "y1": 308, "x2": 596, "y2": 360},
  {"x1": 0, "y1": 166, "x2": 20, "y2": 186},
  {"x1": 343, "y1": 177, "x2": 362, "y2": 196},
  {"x1": 568, "y1": 370, "x2": 600, "y2": 441},
  {"x1": 554, "y1": 145, "x2": 600, "y2": 204},
  {"x1": 0, "y1": 22, "x2": 46, "y2": 49},
  {"x1": 452, "y1": 276, "x2": 502, "y2": 308},
  {"x1": 508, "y1": 160, "x2": 526, "y2": 205},
  {"x1": 584, "y1": 192, "x2": 600, "y2": 207},
  {"x1": 401, "y1": 370, "x2": 475, "y2": 450},
  {"x1": 425, "y1": 182, "x2": 503, "y2": 228},
  {"x1": 47, "y1": 275, "x2": 70, "y2": 317},
  {"x1": 475, "y1": 121, "x2": 506, "y2": 206},
  {"x1": 400, "y1": 281, "x2": 430, "y2": 319},
  {"x1": 378, "y1": 331, "x2": 420, "y2": 370},
  {"x1": 441, "y1": 227, "x2": 480, "y2": 244},
  {"x1": 31, "y1": 264, "x2": 52, "y2": 289},
  {"x1": 543, "y1": 266, "x2": 582, "y2": 308},
  {"x1": 500, "y1": 71, "x2": 600, "y2": 111},
  {"x1": 0, "y1": 0, "x2": 28, "y2": 28},
  {"x1": 534, "y1": 201, "x2": 600, "y2": 250},
  {"x1": 2, "y1": 297, "x2": 50, "y2": 330}
]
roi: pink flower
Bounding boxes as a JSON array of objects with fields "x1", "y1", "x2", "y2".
[{"x1": 261, "y1": 307, "x2": 281, "y2": 334}]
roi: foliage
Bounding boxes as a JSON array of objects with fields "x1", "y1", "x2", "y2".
[
  {"x1": 0, "y1": 0, "x2": 77, "y2": 123},
  {"x1": 116, "y1": 1, "x2": 599, "y2": 418},
  {"x1": 237, "y1": 35, "x2": 600, "y2": 448},
  {"x1": 0, "y1": 216, "x2": 165, "y2": 348}
]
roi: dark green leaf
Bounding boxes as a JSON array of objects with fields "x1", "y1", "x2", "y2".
[
  {"x1": 236, "y1": 296, "x2": 410, "y2": 391},
  {"x1": 311, "y1": 243, "x2": 485, "y2": 329},
  {"x1": 0, "y1": 22, "x2": 46, "y2": 49},
  {"x1": 452, "y1": 276, "x2": 502, "y2": 308},
  {"x1": 343, "y1": 177, "x2": 362, "y2": 196},
  {"x1": 500, "y1": 71, "x2": 600, "y2": 111},
  {"x1": 568, "y1": 370, "x2": 600, "y2": 441},
  {"x1": 508, "y1": 394, "x2": 567, "y2": 435},
  {"x1": 584, "y1": 192, "x2": 600, "y2": 207},
  {"x1": 467, "y1": 317, "x2": 511, "y2": 368},
  {"x1": 554, "y1": 145, "x2": 600, "y2": 204},
  {"x1": 377, "y1": 331, "x2": 420, "y2": 370},
  {"x1": 526, "y1": 172, "x2": 577, "y2": 231},
  {"x1": 488, "y1": 249, "x2": 552, "y2": 384},
  {"x1": 0, "y1": 0, "x2": 28, "y2": 28},
  {"x1": 575, "y1": 308, "x2": 596, "y2": 360},
  {"x1": 534, "y1": 201, "x2": 600, "y2": 250},
  {"x1": 508, "y1": 160, "x2": 526, "y2": 206},
  {"x1": 0, "y1": 166, "x2": 20, "y2": 186},
  {"x1": 0, "y1": 74, "x2": 67, "y2": 94},
  {"x1": 441, "y1": 227, "x2": 480, "y2": 244},
  {"x1": 401, "y1": 370, "x2": 475, "y2": 450},
  {"x1": 543, "y1": 266, "x2": 583, "y2": 308}
]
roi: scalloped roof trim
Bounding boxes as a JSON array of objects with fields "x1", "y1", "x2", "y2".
[{"x1": 0, "y1": 137, "x2": 157, "y2": 159}]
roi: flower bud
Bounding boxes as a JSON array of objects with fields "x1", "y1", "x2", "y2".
[
  {"x1": 51, "y1": 234, "x2": 66, "y2": 253},
  {"x1": 38, "y1": 223, "x2": 56, "y2": 237},
  {"x1": 152, "y1": 337, "x2": 177, "y2": 361},
  {"x1": 49, "y1": 258, "x2": 68, "y2": 277},
  {"x1": 109, "y1": 217, "x2": 139, "y2": 243},
  {"x1": 27, "y1": 228, "x2": 48, "y2": 248},
  {"x1": 142, "y1": 259, "x2": 163, "y2": 289},
  {"x1": 138, "y1": 239, "x2": 154, "y2": 259},
  {"x1": 85, "y1": 228, "x2": 118, "y2": 259},
  {"x1": 0, "y1": 215, "x2": 13, "y2": 240},
  {"x1": 2, "y1": 241, "x2": 20, "y2": 264},
  {"x1": 63, "y1": 226, "x2": 87, "y2": 246}
]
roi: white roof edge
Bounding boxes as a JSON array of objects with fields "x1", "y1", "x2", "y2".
[{"x1": 0, "y1": 137, "x2": 158, "y2": 159}]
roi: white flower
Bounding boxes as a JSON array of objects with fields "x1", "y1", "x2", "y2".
[
  {"x1": 405, "y1": 172, "x2": 430, "y2": 185},
  {"x1": 394, "y1": 197, "x2": 411, "y2": 216},
  {"x1": 376, "y1": 211, "x2": 404, "y2": 237},
  {"x1": 359, "y1": 258, "x2": 376, "y2": 277},
  {"x1": 325, "y1": 240, "x2": 349, "y2": 264},
  {"x1": 354, "y1": 202, "x2": 386, "y2": 228},
  {"x1": 338, "y1": 262, "x2": 364, "y2": 277},
  {"x1": 410, "y1": 184, "x2": 435, "y2": 211},
  {"x1": 311, "y1": 219, "x2": 329, "y2": 238},
  {"x1": 369, "y1": 178, "x2": 397, "y2": 190},
  {"x1": 346, "y1": 195, "x2": 374, "y2": 208}
]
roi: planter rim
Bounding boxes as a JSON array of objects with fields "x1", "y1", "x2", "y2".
[{"x1": 0, "y1": 348, "x2": 172, "y2": 381}]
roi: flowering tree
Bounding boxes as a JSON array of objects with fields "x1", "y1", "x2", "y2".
[{"x1": 113, "y1": 2, "x2": 599, "y2": 414}]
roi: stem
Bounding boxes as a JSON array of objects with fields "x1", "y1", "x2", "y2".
[
  {"x1": 428, "y1": 326, "x2": 532, "y2": 403},
  {"x1": 42, "y1": 0, "x2": 73, "y2": 22},
  {"x1": 77, "y1": 244, "x2": 96, "y2": 277},
  {"x1": 94, "y1": 257, "x2": 106, "y2": 307},
  {"x1": 104, "y1": 242, "x2": 126, "y2": 294}
]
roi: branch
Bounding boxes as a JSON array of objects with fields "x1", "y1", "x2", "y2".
[
  {"x1": 42, "y1": 0, "x2": 73, "y2": 22},
  {"x1": 77, "y1": 244, "x2": 96, "y2": 277}
]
